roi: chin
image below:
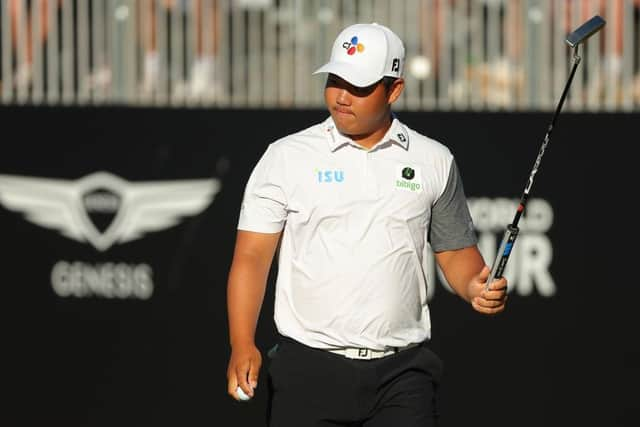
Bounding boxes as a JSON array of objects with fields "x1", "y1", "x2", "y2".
[
  {"x1": 331, "y1": 114, "x2": 358, "y2": 136},
  {"x1": 334, "y1": 123, "x2": 358, "y2": 137}
]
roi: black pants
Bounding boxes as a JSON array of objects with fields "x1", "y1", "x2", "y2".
[{"x1": 267, "y1": 335, "x2": 443, "y2": 427}]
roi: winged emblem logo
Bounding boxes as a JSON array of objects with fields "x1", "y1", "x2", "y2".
[{"x1": 0, "y1": 171, "x2": 221, "y2": 251}]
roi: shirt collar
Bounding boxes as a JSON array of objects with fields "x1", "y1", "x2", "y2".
[
  {"x1": 323, "y1": 115, "x2": 410, "y2": 152},
  {"x1": 382, "y1": 116, "x2": 410, "y2": 150},
  {"x1": 324, "y1": 117, "x2": 352, "y2": 151}
]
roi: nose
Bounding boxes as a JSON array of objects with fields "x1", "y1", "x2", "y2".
[{"x1": 336, "y1": 88, "x2": 351, "y2": 105}]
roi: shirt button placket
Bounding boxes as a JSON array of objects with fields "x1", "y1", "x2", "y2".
[
  {"x1": 365, "y1": 150, "x2": 376, "y2": 198},
  {"x1": 361, "y1": 148, "x2": 368, "y2": 195}
]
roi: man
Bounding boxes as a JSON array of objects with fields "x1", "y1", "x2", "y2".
[{"x1": 226, "y1": 22, "x2": 508, "y2": 426}]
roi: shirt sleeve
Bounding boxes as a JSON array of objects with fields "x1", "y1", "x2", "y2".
[
  {"x1": 237, "y1": 143, "x2": 288, "y2": 233},
  {"x1": 428, "y1": 158, "x2": 478, "y2": 252}
]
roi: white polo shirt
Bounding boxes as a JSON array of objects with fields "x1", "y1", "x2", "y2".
[{"x1": 238, "y1": 116, "x2": 477, "y2": 350}]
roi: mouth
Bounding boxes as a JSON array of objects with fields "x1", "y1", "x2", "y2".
[{"x1": 333, "y1": 106, "x2": 354, "y2": 116}]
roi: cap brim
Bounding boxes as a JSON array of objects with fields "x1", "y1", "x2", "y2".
[{"x1": 312, "y1": 61, "x2": 381, "y2": 88}]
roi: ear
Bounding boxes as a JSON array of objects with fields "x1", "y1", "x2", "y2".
[{"x1": 387, "y1": 78, "x2": 405, "y2": 105}]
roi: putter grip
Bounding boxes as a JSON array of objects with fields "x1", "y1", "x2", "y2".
[{"x1": 485, "y1": 225, "x2": 519, "y2": 290}]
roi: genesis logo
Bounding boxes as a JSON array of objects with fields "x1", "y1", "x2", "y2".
[{"x1": 0, "y1": 171, "x2": 221, "y2": 251}]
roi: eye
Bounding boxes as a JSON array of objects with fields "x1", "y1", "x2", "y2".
[
  {"x1": 326, "y1": 75, "x2": 340, "y2": 88},
  {"x1": 352, "y1": 82, "x2": 378, "y2": 96}
]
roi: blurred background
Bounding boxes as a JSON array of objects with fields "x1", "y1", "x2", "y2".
[
  {"x1": 1, "y1": 1, "x2": 638, "y2": 427},
  {"x1": 2, "y1": 0, "x2": 639, "y2": 109}
]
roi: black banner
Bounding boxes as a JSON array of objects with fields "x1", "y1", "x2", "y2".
[{"x1": 1, "y1": 107, "x2": 636, "y2": 427}]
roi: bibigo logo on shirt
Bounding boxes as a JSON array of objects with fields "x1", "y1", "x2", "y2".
[{"x1": 395, "y1": 165, "x2": 422, "y2": 193}]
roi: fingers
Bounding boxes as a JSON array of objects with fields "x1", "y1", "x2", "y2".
[
  {"x1": 471, "y1": 296, "x2": 507, "y2": 315},
  {"x1": 482, "y1": 286, "x2": 507, "y2": 301},
  {"x1": 483, "y1": 268, "x2": 507, "y2": 290},
  {"x1": 227, "y1": 355, "x2": 261, "y2": 401},
  {"x1": 227, "y1": 373, "x2": 239, "y2": 399},
  {"x1": 248, "y1": 360, "x2": 259, "y2": 390},
  {"x1": 235, "y1": 362, "x2": 255, "y2": 399},
  {"x1": 236, "y1": 361, "x2": 255, "y2": 398},
  {"x1": 473, "y1": 294, "x2": 507, "y2": 308},
  {"x1": 472, "y1": 277, "x2": 508, "y2": 315},
  {"x1": 482, "y1": 274, "x2": 507, "y2": 294},
  {"x1": 477, "y1": 265, "x2": 491, "y2": 282}
]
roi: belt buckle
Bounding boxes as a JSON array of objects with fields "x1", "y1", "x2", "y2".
[{"x1": 357, "y1": 348, "x2": 369, "y2": 358}]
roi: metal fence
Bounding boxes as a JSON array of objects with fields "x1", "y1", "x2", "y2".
[{"x1": 1, "y1": 0, "x2": 639, "y2": 111}]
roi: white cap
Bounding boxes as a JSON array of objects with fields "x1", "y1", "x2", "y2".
[{"x1": 313, "y1": 22, "x2": 405, "y2": 88}]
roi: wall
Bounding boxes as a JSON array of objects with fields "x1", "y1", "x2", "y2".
[{"x1": 1, "y1": 107, "x2": 636, "y2": 427}]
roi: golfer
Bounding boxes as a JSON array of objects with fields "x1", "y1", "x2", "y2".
[{"x1": 226, "y1": 22, "x2": 508, "y2": 427}]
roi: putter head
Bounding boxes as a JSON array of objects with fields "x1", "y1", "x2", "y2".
[{"x1": 565, "y1": 15, "x2": 606, "y2": 48}]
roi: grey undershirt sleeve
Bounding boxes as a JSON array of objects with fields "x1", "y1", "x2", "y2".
[{"x1": 428, "y1": 159, "x2": 478, "y2": 252}]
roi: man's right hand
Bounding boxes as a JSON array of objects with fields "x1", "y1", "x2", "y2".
[
  {"x1": 225, "y1": 230, "x2": 280, "y2": 401},
  {"x1": 227, "y1": 342, "x2": 262, "y2": 401}
]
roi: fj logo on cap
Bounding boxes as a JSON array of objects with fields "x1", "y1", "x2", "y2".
[
  {"x1": 392, "y1": 58, "x2": 400, "y2": 72},
  {"x1": 342, "y1": 36, "x2": 365, "y2": 55}
]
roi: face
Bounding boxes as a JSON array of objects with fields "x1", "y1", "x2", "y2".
[{"x1": 324, "y1": 74, "x2": 403, "y2": 145}]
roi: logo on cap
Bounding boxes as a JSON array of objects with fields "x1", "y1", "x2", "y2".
[
  {"x1": 342, "y1": 36, "x2": 365, "y2": 56},
  {"x1": 392, "y1": 58, "x2": 400, "y2": 72}
]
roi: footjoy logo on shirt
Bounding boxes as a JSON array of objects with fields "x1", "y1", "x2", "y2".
[
  {"x1": 395, "y1": 165, "x2": 422, "y2": 192},
  {"x1": 317, "y1": 169, "x2": 345, "y2": 183}
]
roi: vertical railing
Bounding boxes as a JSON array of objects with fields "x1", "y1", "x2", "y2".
[{"x1": 0, "y1": 0, "x2": 638, "y2": 111}]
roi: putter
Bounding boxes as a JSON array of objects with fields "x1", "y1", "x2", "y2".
[{"x1": 484, "y1": 15, "x2": 606, "y2": 291}]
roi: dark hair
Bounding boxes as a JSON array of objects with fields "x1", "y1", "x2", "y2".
[{"x1": 381, "y1": 76, "x2": 397, "y2": 91}]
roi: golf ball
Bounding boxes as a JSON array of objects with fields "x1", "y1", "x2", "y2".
[{"x1": 236, "y1": 386, "x2": 251, "y2": 401}]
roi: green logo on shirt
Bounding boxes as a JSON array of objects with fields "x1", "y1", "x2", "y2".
[
  {"x1": 396, "y1": 179, "x2": 421, "y2": 192},
  {"x1": 396, "y1": 165, "x2": 422, "y2": 193},
  {"x1": 401, "y1": 167, "x2": 415, "y2": 180}
]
